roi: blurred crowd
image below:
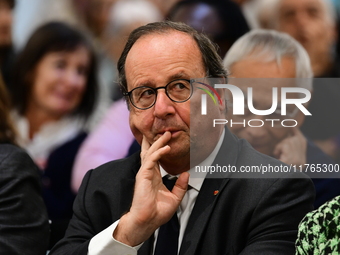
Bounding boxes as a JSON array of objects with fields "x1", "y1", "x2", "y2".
[{"x1": 1, "y1": 0, "x2": 340, "y2": 252}]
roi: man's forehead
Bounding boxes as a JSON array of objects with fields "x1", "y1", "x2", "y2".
[
  {"x1": 124, "y1": 30, "x2": 205, "y2": 87},
  {"x1": 230, "y1": 56, "x2": 296, "y2": 79},
  {"x1": 279, "y1": 0, "x2": 326, "y2": 10},
  {"x1": 127, "y1": 30, "x2": 198, "y2": 57}
]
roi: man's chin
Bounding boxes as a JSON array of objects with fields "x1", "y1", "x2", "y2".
[
  {"x1": 161, "y1": 139, "x2": 190, "y2": 158},
  {"x1": 159, "y1": 149, "x2": 190, "y2": 174}
]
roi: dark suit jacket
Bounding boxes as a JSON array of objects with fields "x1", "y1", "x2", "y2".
[
  {"x1": 0, "y1": 144, "x2": 50, "y2": 255},
  {"x1": 50, "y1": 129, "x2": 315, "y2": 255},
  {"x1": 42, "y1": 132, "x2": 87, "y2": 248}
]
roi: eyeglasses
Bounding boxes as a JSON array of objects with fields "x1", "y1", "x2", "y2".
[{"x1": 123, "y1": 79, "x2": 192, "y2": 110}]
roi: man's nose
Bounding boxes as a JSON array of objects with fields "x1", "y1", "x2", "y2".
[
  {"x1": 294, "y1": 11, "x2": 310, "y2": 30},
  {"x1": 153, "y1": 90, "x2": 176, "y2": 119}
]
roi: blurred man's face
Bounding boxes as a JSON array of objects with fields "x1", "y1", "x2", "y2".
[
  {"x1": 276, "y1": 0, "x2": 336, "y2": 75},
  {"x1": 228, "y1": 57, "x2": 302, "y2": 156},
  {"x1": 0, "y1": 0, "x2": 13, "y2": 47}
]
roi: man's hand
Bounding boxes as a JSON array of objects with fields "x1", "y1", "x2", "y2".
[
  {"x1": 273, "y1": 128, "x2": 307, "y2": 167},
  {"x1": 113, "y1": 131, "x2": 189, "y2": 247}
]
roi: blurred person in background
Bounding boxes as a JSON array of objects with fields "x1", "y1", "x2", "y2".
[
  {"x1": 71, "y1": 0, "x2": 162, "y2": 192},
  {"x1": 168, "y1": 0, "x2": 250, "y2": 58},
  {"x1": 10, "y1": 21, "x2": 98, "y2": 248},
  {"x1": 103, "y1": 0, "x2": 162, "y2": 71},
  {"x1": 0, "y1": 0, "x2": 15, "y2": 88},
  {"x1": 12, "y1": 0, "x2": 79, "y2": 51},
  {"x1": 253, "y1": 0, "x2": 281, "y2": 29},
  {"x1": 224, "y1": 29, "x2": 340, "y2": 208},
  {"x1": 295, "y1": 194, "x2": 340, "y2": 254},
  {"x1": 71, "y1": 99, "x2": 133, "y2": 192},
  {"x1": 147, "y1": 0, "x2": 181, "y2": 16},
  {"x1": 102, "y1": 0, "x2": 162, "y2": 100},
  {"x1": 80, "y1": 0, "x2": 117, "y2": 43},
  {"x1": 230, "y1": 0, "x2": 263, "y2": 28},
  {"x1": 0, "y1": 74, "x2": 50, "y2": 254},
  {"x1": 68, "y1": 0, "x2": 120, "y2": 102},
  {"x1": 263, "y1": 0, "x2": 340, "y2": 162},
  {"x1": 272, "y1": 0, "x2": 337, "y2": 77},
  {"x1": 13, "y1": 0, "x2": 111, "y2": 128}
]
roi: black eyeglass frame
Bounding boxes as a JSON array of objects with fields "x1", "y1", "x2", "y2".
[{"x1": 122, "y1": 79, "x2": 193, "y2": 110}]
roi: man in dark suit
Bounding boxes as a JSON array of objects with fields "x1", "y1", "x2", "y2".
[{"x1": 50, "y1": 21, "x2": 314, "y2": 255}]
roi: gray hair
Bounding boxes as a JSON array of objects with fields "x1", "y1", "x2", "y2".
[{"x1": 223, "y1": 29, "x2": 313, "y2": 89}]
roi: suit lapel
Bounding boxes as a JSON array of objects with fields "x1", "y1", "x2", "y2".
[
  {"x1": 179, "y1": 178, "x2": 228, "y2": 255},
  {"x1": 179, "y1": 128, "x2": 240, "y2": 255},
  {"x1": 119, "y1": 177, "x2": 135, "y2": 214}
]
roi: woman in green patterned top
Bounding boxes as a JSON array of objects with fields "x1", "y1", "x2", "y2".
[{"x1": 296, "y1": 195, "x2": 340, "y2": 254}]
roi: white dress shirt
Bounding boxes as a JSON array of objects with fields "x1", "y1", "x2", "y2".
[
  {"x1": 11, "y1": 111, "x2": 85, "y2": 170},
  {"x1": 88, "y1": 130, "x2": 225, "y2": 255}
]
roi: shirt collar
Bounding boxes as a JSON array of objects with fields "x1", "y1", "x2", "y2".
[{"x1": 160, "y1": 129, "x2": 225, "y2": 192}]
